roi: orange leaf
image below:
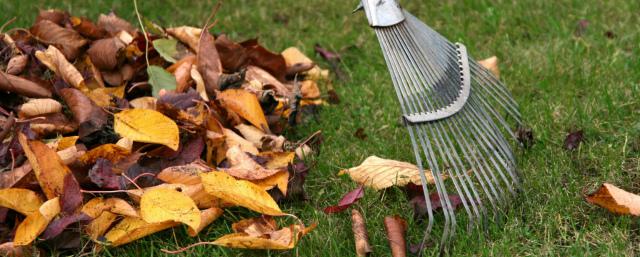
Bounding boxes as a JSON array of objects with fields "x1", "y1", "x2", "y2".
[
  {"x1": 13, "y1": 197, "x2": 61, "y2": 246},
  {"x1": 18, "y1": 133, "x2": 71, "y2": 199},
  {"x1": 586, "y1": 183, "x2": 640, "y2": 216},
  {"x1": 218, "y1": 89, "x2": 269, "y2": 132},
  {"x1": 79, "y1": 143, "x2": 131, "y2": 165},
  {"x1": 0, "y1": 188, "x2": 43, "y2": 216},
  {"x1": 213, "y1": 216, "x2": 315, "y2": 249}
]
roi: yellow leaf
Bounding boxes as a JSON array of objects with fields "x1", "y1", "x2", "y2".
[
  {"x1": 0, "y1": 188, "x2": 43, "y2": 216},
  {"x1": 35, "y1": 46, "x2": 85, "y2": 90},
  {"x1": 218, "y1": 89, "x2": 269, "y2": 132},
  {"x1": 252, "y1": 170, "x2": 289, "y2": 195},
  {"x1": 258, "y1": 151, "x2": 295, "y2": 170},
  {"x1": 339, "y1": 156, "x2": 444, "y2": 190},
  {"x1": 86, "y1": 211, "x2": 117, "y2": 240},
  {"x1": 200, "y1": 172, "x2": 283, "y2": 215},
  {"x1": 223, "y1": 128, "x2": 258, "y2": 155},
  {"x1": 105, "y1": 198, "x2": 139, "y2": 218},
  {"x1": 140, "y1": 188, "x2": 201, "y2": 231},
  {"x1": 281, "y1": 47, "x2": 313, "y2": 69},
  {"x1": 213, "y1": 216, "x2": 315, "y2": 249},
  {"x1": 13, "y1": 197, "x2": 60, "y2": 246},
  {"x1": 56, "y1": 136, "x2": 79, "y2": 151},
  {"x1": 478, "y1": 56, "x2": 500, "y2": 78},
  {"x1": 81, "y1": 197, "x2": 110, "y2": 219},
  {"x1": 18, "y1": 133, "x2": 71, "y2": 199},
  {"x1": 104, "y1": 217, "x2": 178, "y2": 247},
  {"x1": 187, "y1": 207, "x2": 223, "y2": 237},
  {"x1": 79, "y1": 143, "x2": 131, "y2": 165},
  {"x1": 586, "y1": 183, "x2": 640, "y2": 216},
  {"x1": 113, "y1": 109, "x2": 180, "y2": 150}
]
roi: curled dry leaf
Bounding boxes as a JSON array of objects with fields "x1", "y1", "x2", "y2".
[
  {"x1": 245, "y1": 65, "x2": 290, "y2": 97},
  {"x1": 187, "y1": 207, "x2": 224, "y2": 237},
  {"x1": 0, "y1": 71, "x2": 52, "y2": 98},
  {"x1": 41, "y1": 212, "x2": 92, "y2": 240},
  {"x1": 564, "y1": 130, "x2": 584, "y2": 151},
  {"x1": 0, "y1": 188, "x2": 43, "y2": 216},
  {"x1": 104, "y1": 217, "x2": 178, "y2": 247},
  {"x1": 339, "y1": 156, "x2": 443, "y2": 190},
  {"x1": 97, "y1": 12, "x2": 137, "y2": 36},
  {"x1": 223, "y1": 145, "x2": 281, "y2": 180},
  {"x1": 14, "y1": 197, "x2": 61, "y2": 246},
  {"x1": 169, "y1": 55, "x2": 196, "y2": 92},
  {"x1": 200, "y1": 171, "x2": 283, "y2": 215},
  {"x1": 166, "y1": 26, "x2": 202, "y2": 52},
  {"x1": 6, "y1": 55, "x2": 28, "y2": 75},
  {"x1": 18, "y1": 98, "x2": 62, "y2": 118},
  {"x1": 586, "y1": 183, "x2": 640, "y2": 216},
  {"x1": 129, "y1": 97, "x2": 157, "y2": 110},
  {"x1": 59, "y1": 88, "x2": 108, "y2": 137},
  {"x1": 213, "y1": 216, "x2": 315, "y2": 250},
  {"x1": 35, "y1": 9, "x2": 69, "y2": 25},
  {"x1": 18, "y1": 133, "x2": 71, "y2": 199},
  {"x1": 215, "y1": 34, "x2": 248, "y2": 71},
  {"x1": 70, "y1": 16, "x2": 107, "y2": 39},
  {"x1": 351, "y1": 209, "x2": 372, "y2": 257},
  {"x1": 190, "y1": 65, "x2": 209, "y2": 101},
  {"x1": 140, "y1": 188, "x2": 201, "y2": 231},
  {"x1": 478, "y1": 56, "x2": 500, "y2": 78},
  {"x1": 241, "y1": 39, "x2": 287, "y2": 82},
  {"x1": 197, "y1": 30, "x2": 222, "y2": 96},
  {"x1": 384, "y1": 215, "x2": 408, "y2": 257},
  {"x1": 30, "y1": 20, "x2": 88, "y2": 60},
  {"x1": 35, "y1": 45, "x2": 85, "y2": 89},
  {"x1": 157, "y1": 162, "x2": 211, "y2": 185},
  {"x1": 113, "y1": 109, "x2": 180, "y2": 150},
  {"x1": 79, "y1": 143, "x2": 131, "y2": 165},
  {"x1": 218, "y1": 89, "x2": 269, "y2": 132},
  {"x1": 223, "y1": 128, "x2": 259, "y2": 155},
  {"x1": 87, "y1": 37, "x2": 126, "y2": 70}
]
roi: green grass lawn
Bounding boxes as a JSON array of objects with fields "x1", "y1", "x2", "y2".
[{"x1": 2, "y1": 0, "x2": 640, "y2": 256}]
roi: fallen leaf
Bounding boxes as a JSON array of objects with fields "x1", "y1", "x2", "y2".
[
  {"x1": 241, "y1": 39, "x2": 287, "y2": 82},
  {"x1": 97, "y1": 12, "x2": 136, "y2": 37},
  {"x1": 564, "y1": 130, "x2": 584, "y2": 151},
  {"x1": 223, "y1": 128, "x2": 259, "y2": 155},
  {"x1": 300, "y1": 80, "x2": 320, "y2": 99},
  {"x1": 353, "y1": 127, "x2": 367, "y2": 140},
  {"x1": 30, "y1": 20, "x2": 88, "y2": 60},
  {"x1": 223, "y1": 145, "x2": 281, "y2": 180},
  {"x1": 104, "y1": 216, "x2": 178, "y2": 247},
  {"x1": 87, "y1": 37, "x2": 126, "y2": 70},
  {"x1": 410, "y1": 192, "x2": 463, "y2": 219},
  {"x1": 187, "y1": 207, "x2": 223, "y2": 237},
  {"x1": 351, "y1": 209, "x2": 372, "y2": 257},
  {"x1": 59, "y1": 88, "x2": 108, "y2": 138},
  {"x1": 0, "y1": 242, "x2": 36, "y2": 257},
  {"x1": 157, "y1": 162, "x2": 211, "y2": 185},
  {"x1": 0, "y1": 188, "x2": 43, "y2": 216},
  {"x1": 218, "y1": 89, "x2": 269, "y2": 131},
  {"x1": 258, "y1": 151, "x2": 295, "y2": 170},
  {"x1": 213, "y1": 216, "x2": 315, "y2": 249},
  {"x1": 40, "y1": 212, "x2": 92, "y2": 240},
  {"x1": 35, "y1": 46, "x2": 85, "y2": 91},
  {"x1": 324, "y1": 186, "x2": 364, "y2": 214},
  {"x1": 18, "y1": 98, "x2": 62, "y2": 118},
  {"x1": 574, "y1": 19, "x2": 590, "y2": 37},
  {"x1": 478, "y1": 56, "x2": 500, "y2": 78},
  {"x1": 70, "y1": 16, "x2": 107, "y2": 39},
  {"x1": 79, "y1": 143, "x2": 131, "y2": 165},
  {"x1": 114, "y1": 109, "x2": 180, "y2": 150},
  {"x1": 252, "y1": 170, "x2": 289, "y2": 195},
  {"x1": 339, "y1": 156, "x2": 443, "y2": 190},
  {"x1": 35, "y1": 9, "x2": 69, "y2": 25},
  {"x1": 166, "y1": 26, "x2": 202, "y2": 52},
  {"x1": 13, "y1": 197, "x2": 61, "y2": 246},
  {"x1": 56, "y1": 136, "x2": 79, "y2": 151},
  {"x1": 313, "y1": 44, "x2": 341, "y2": 61},
  {"x1": 169, "y1": 55, "x2": 196, "y2": 92},
  {"x1": 129, "y1": 97, "x2": 157, "y2": 110},
  {"x1": 105, "y1": 198, "x2": 139, "y2": 218},
  {"x1": 516, "y1": 126, "x2": 534, "y2": 149},
  {"x1": 153, "y1": 38, "x2": 182, "y2": 63},
  {"x1": 586, "y1": 183, "x2": 640, "y2": 216},
  {"x1": 140, "y1": 187, "x2": 201, "y2": 231},
  {"x1": 197, "y1": 30, "x2": 222, "y2": 96},
  {"x1": 18, "y1": 133, "x2": 71, "y2": 199},
  {"x1": 200, "y1": 171, "x2": 283, "y2": 215},
  {"x1": 85, "y1": 210, "x2": 117, "y2": 240},
  {"x1": 383, "y1": 215, "x2": 407, "y2": 257},
  {"x1": 0, "y1": 71, "x2": 52, "y2": 98},
  {"x1": 215, "y1": 34, "x2": 248, "y2": 71},
  {"x1": 60, "y1": 173, "x2": 82, "y2": 214},
  {"x1": 147, "y1": 65, "x2": 177, "y2": 97},
  {"x1": 88, "y1": 158, "x2": 121, "y2": 189},
  {"x1": 6, "y1": 55, "x2": 28, "y2": 75}
]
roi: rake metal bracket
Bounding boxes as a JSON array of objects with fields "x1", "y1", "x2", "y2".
[{"x1": 403, "y1": 43, "x2": 471, "y2": 124}]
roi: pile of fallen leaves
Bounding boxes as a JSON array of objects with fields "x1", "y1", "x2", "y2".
[{"x1": 0, "y1": 8, "x2": 330, "y2": 255}]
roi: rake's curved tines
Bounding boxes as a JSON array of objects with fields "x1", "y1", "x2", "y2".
[{"x1": 372, "y1": 10, "x2": 522, "y2": 253}]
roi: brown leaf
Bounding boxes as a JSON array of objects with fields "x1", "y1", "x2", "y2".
[
  {"x1": 168, "y1": 55, "x2": 196, "y2": 92},
  {"x1": 97, "y1": 12, "x2": 137, "y2": 37},
  {"x1": 197, "y1": 30, "x2": 222, "y2": 97},
  {"x1": 70, "y1": 16, "x2": 107, "y2": 39},
  {"x1": 30, "y1": 20, "x2": 88, "y2": 60},
  {"x1": 222, "y1": 145, "x2": 281, "y2": 180},
  {"x1": 29, "y1": 112, "x2": 78, "y2": 136},
  {"x1": 241, "y1": 39, "x2": 287, "y2": 82},
  {"x1": 35, "y1": 9, "x2": 70, "y2": 26},
  {"x1": 87, "y1": 37, "x2": 126, "y2": 70},
  {"x1": 0, "y1": 242, "x2": 37, "y2": 257},
  {"x1": 157, "y1": 162, "x2": 211, "y2": 185},
  {"x1": 18, "y1": 98, "x2": 62, "y2": 118},
  {"x1": 0, "y1": 71, "x2": 52, "y2": 98},
  {"x1": 383, "y1": 215, "x2": 407, "y2": 257},
  {"x1": 0, "y1": 163, "x2": 33, "y2": 189},
  {"x1": 59, "y1": 88, "x2": 108, "y2": 138},
  {"x1": 18, "y1": 133, "x2": 71, "y2": 200},
  {"x1": 300, "y1": 80, "x2": 320, "y2": 99},
  {"x1": 212, "y1": 216, "x2": 315, "y2": 249},
  {"x1": 245, "y1": 65, "x2": 291, "y2": 97},
  {"x1": 564, "y1": 130, "x2": 584, "y2": 151},
  {"x1": 79, "y1": 143, "x2": 131, "y2": 166},
  {"x1": 516, "y1": 126, "x2": 534, "y2": 148},
  {"x1": 215, "y1": 35, "x2": 248, "y2": 72},
  {"x1": 41, "y1": 212, "x2": 91, "y2": 240},
  {"x1": 586, "y1": 183, "x2": 640, "y2": 216},
  {"x1": 6, "y1": 55, "x2": 28, "y2": 75},
  {"x1": 351, "y1": 209, "x2": 372, "y2": 257},
  {"x1": 354, "y1": 127, "x2": 367, "y2": 140}
]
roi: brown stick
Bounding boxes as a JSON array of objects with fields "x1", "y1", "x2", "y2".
[
  {"x1": 383, "y1": 215, "x2": 407, "y2": 257},
  {"x1": 351, "y1": 209, "x2": 372, "y2": 257}
]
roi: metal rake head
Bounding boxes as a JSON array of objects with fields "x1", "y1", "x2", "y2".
[{"x1": 357, "y1": 0, "x2": 523, "y2": 251}]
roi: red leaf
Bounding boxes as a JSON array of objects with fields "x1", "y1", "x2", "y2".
[
  {"x1": 60, "y1": 173, "x2": 82, "y2": 214},
  {"x1": 324, "y1": 186, "x2": 364, "y2": 214},
  {"x1": 564, "y1": 130, "x2": 584, "y2": 151},
  {"x1": 241, "y1": 39, "x2": 287, "y2": 82},
  {"x1": 41, "y1": 213, "x2": 92, "y2": 240},
  {"x1": 88, "y1": 158, "x2": 122, "y2": 189}
]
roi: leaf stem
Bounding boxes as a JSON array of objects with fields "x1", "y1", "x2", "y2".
[{"x1": 133, "y1": 0, "x2": 150, "y2": 67}]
